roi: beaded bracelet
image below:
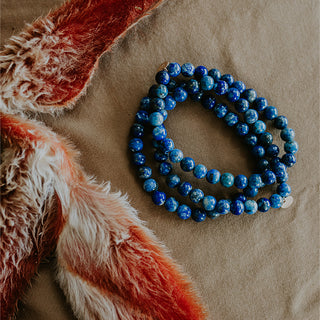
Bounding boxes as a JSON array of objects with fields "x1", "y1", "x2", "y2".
[{"x1": 129, "y1": 62, "x2": 298, "y2": 222}]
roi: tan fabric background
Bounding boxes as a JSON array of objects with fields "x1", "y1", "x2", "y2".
[{"x1": 1, "y1": 0, "x2": 319, "y2": 319}]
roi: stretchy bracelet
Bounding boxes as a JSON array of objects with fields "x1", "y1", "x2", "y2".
[{"x1": 129, "y1": 62, "x2": 297, "y2": 222}]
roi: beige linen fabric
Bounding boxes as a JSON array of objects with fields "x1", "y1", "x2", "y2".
[{"x1": 1, "y1": 0, "x2": 319, "y2": 319}]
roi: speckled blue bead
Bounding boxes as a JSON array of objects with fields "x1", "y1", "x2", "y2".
[
  {"x1": 167, "y1": 62, "x2": 181, "y2": 77},
  {"x1": 252, "y1": 120, "x2": 266, "y2": 134},
  {"x1": 155, "y1": 70, "x2": 170, "y2": 85},
  {"x1": 235, "y1": 122, "x2": 249, "y2": 136},
  {"x1": 181, "y1": 63, "x2": 195, "y2": 77},
  {"x1": 159, "y1": 138, "x2": 174, "y2": 153},
  {"x1": 269, "y1": 157, "x2": 281, "y2": 168},
  {"x1": 149, "y1": 112, "x2": 164, "y2": 126},
  {"x1": 273, "y1": 162, "x2": 287, "y2": 177},
  {"x1": 202, "y1": 195, "x2": 217, "y2": 211},
  {"x1": 244, "y1": 200, "x2": 258, "y2": 214},
  {"x1": 230, "y1": 200, "x2": 244, "y2": 215},
  {"x1": 150, "y1": 98, "x2": 165, "y2": 112},
  {"x1": 220, "y1": 74, "x2": 234, "y2": 86},
  {"x1": 216, "y1": 200, "x2": 230, "y2": 215},
  {"x1": 194, "y1": 65, "x2": 208, "y2": 79},
  {"x1": 178, "y1": 182, "x2": 192, "y2": 196},
  {"x1": 284, "y1": 141, "x2": 299, "y2": 154},
  {"x1": 277, "y1": 171, "x2": 289, "y2": 183},
  {"x1": 154, "y1": 150, "x2": 168, "y2": 162},
  {"x1": 138, "y1": 166, "x2": 152, "y2": 179},
  {"x1": 234, "y1": 174, "x2": 248, "y2": 189},
  {"x1": 220, "y1": 173, "x2": 234, "y2": 188},
  {"x1": 135, "y1": 110, "x2": 149, "y2": 124},
  {"x1": 242, "y1": 89, "x2": 257, "y2": 103},
  {"x1": 244, "y1": 109, "x2": 259, "y2": 124},
  {"x1": 200, "y1": 75, "x2": 214, "y2": 91},
  {"x1": 191, "y1": 209, "x2": 206, "y2": 222},
  {"x1": 226, "y1": 88, "x2": 240, "y2": 102},
  {"x1": 164, "y1": 197, "x2": 179, "y2": 212},
  {"x1": 185, "y1": 79, "x2": 200, "y2": 94},
  {"x1": 257, "y1": 159, "x2": 270, "y2": 172},
  {"x1": 129, "y1": 138, "x2": 143, "y2": 152},
  {"x1": 190, "y1": 92, "x2": 203, "y2": 102},
  {"x1": 264, "y1": 106, "x2": 278, "y2": 120},
  {"x1": 269, "y1": 194, "x2": 283, "y2": 208},
  {"x1": 159, "y1": 162, "x2": 172, "y2": 176},
  {"x1": 224, "y1": 112, "x2": 239, "y2": 127},
  {"x1": 233, "y1": 193, "x2": 247, "y2": 202},
  {"x1": 169, "y1": 149, "x2": 183, "y2": 163},
  {"x1": 193, "y1": 164, "x2": 207, "y2": 179},
  {"x1": 201, "y1": 94, "x2": 216, "y2": 110},
  {"x1": 248, "y1": 174, "x2": 264, "y2": 188},
  {"x1": 132, "y1": 152, "x2": 146, "y2": 166},
  {"x1": 235, "y1": 98, "x2": 249, "y2": 113},
  {"x1": 143, "y1": 178, "x2": 158, "y2": 192},
  {"x1": 165, "y1": 174, "x2": 180, "y2": 188},
  {"x1": 213, "y1": 103, "x2": 229, "y2": 118},
  {"x1": 232, "y1": 81, "x2": 246, "y2": 93},
  {"x1": 244, "y1": 185, "x2": 259, "y2": 197},
  {"x1": 266, "y1": 144, "x2": 280, "y2": 157},
  {"x1": 166, "y1": 79, "x2": 177, "y2": 92},
  {"x1": 140, "y1": 97, "x2": 151, "y2": 110},
  {"x1": 208, "y1": 68, "x2": 221, "y2": 81},
  {"x1": 206, "y1": 169, "x2": 221, "y2": 184},
  {"x1": 152, "y1": 125, "x2": 167, "y2": 141},
  {"x1": 173, "y1": 87, "x2": 188, "y2": 102},
  {"x1": 160, "y1": 109, "x2": 168, "y2": 121},
  {"x1": 277, "y1": 183, "x2": 291, "y2": 197},
  {"x1": 189, "y1": 189, "x2": 204, "y2": 203},
  {"x1": 152, "y1": 191, "x2": 166, "y2": 205},
  {"x1": 244, "y1": 133, "x2": 258, "y2": 146},
  {"x1": 252, "y1": 145, "x2": 265, "y2": 158},
  {"x1": 131, "y1": 123, "x2": 144, "y2": 138},
  {"x1": 281, "y1": 153, "x2": 296, "y2": 167},
  {"x1": 280, "y1": 128, "x2": 295, "y2": 142},
  {"x1": 180, "y1": 157, "x2": 195, "y2": 172},
  {"x1": 274, "y1": 115, "x2": 288, "y2": 129},
  {"x1": 154, "y1": 84, "x2": 168, "y2": 99},
  {"x1": 177, "y1": 204, "x2": 192, "y2": 220},
  {"x1": 206, "y1": 211, "x2": 220, "y2": 219},
  {"x1": 214, "y1": 80, "x2": 228, "y2": 95},
  {"x1": 164, "y1": 95, "x2": 176, "y2": 110},
  {"x1": 257, "y1": 198, "x2": 270, "y2": 212},
  {"x1": 259, "y1": 132, "x2": 273, "y2": 146},
  {"x1": 253, "y1": 97, "x2": 268, "y2": 111},
  {"x1": 261, "y1": 170, "x2": 276, "y2": 185}
]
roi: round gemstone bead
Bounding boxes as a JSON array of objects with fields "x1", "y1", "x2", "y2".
[
  {"x1": 149, "y1": 112, "x2": 164, "y2": 126},
  {"x1": 244, "y1": 109, "x2": 259, "y2": 124},
  {"x1": 235, "y1": 122, "x2": 249, "y2": 136},
  {"x1": 280, "y1": 128, "x2": 295, "y2": 142},
  {"x1": 189, "y1": 189, "x2": 204, "y2": 203},
  {"x1": 194, "y1": 65, "x2": 208, "y2": 79},
  {"x1": 216, "y1": 200, "x2": 230, "y2": 215},
  {"x1": 143, "y1": 178, "x2": 158, "y2": 192},
  {"x1": 132, "y1": 152, "x2": 146, "y2": 166},
  {"x1": 169, "y1": 149, "x2": 184, "y2": 163},
  {"x1": 220, "y1": 173, "x2": 234, "y2": 188},
  {"x1": 274, "y1": 115, "x2": 288, "y2": 129},
  {"x1": 206, "y1": 169, "x2": 221, "y2": 184},
  {"x1": 284, "y1": 141, "x2": 299, "y2": 154},
  {"x1": 140, "y1": 97, "x2": 151, "y2": 110},
  {"x1": 214, "y1": 80, "x2": 228, "y2": 95},
  {"x1": 202, "y1": 195, "x2": 217, "y2": 211},
  {"x1": 252, "y1": 120, "x2": 266, "y2": 134},
  {"x1": 277, "y1": 172, "x2": 289, "y2": 183},
  {"x1": 181, "y1": 63, "x2": 195, "y2": 77},
  {"x1": 233, "y1": 193, "x2": 247, "y2": 202},
  {"x1": 155, "y1": 70, "x2": 170, "y2": 85},
  {"x1": 259, "y1": 132, "x2": 273, "y2": 146},
  {"x1": 152, "y1": 125, "x2": 167, "y2": 141},
  {"x1": 253, "y1": 97, "x2": 268, "y2": 111},
  {"x1": 166, "y1": 174, "x2": 181, "y2": 188},
  {"x1": 208, "y1": 68, "x2": 221, "y2": 81},
  {"x1": 173, "y1": 87, "x2": 188, "y2": 102},
  {"x1": 135, "y1": 110, "x2": 149, "y2": 124},
  {"x1": 261, "y1": 170, "x2": 276, "y2": 185},
  {"x1": 129, "y1": 138, "x2": 143, "y2": 152},
  {"x1": 159, "y1": 162, "x2": 172, "y2": 176},
  {"x1": 164, "y1": 96, "x2": 176, "y2": 110},
  {"x1": 165, "y1": 197, "x2": 179, "y2": 212},
  {"x1": 242, "y1": 89, "x2": 257, "y2": 103},
  {"x1": 160, "y1": 109, "x2": 168, "y2": 121},
  {"x1": 178, "y1": 182, "x2": 193, "y2": 196},
  {"x1": 269, "y1": 157, "x2": 281, "y2": 167},
  {"x1": 150, "y1": 98, "x2": 165, "y2": 111},
  {"x1": 224, "y1": 112, "x2": 239, "y2": 127},
  {"x1": 243, "y1": 186, "x2": 259, "y2": 198},
  {"x1": 191, "y1": 209, "x2": 206, "y2": 222},
  {"x1": 167, "y1": 79, "x2": 177, "y2": 91},
  {"x1": 138, "y1": 166, "x2": 152, "y2": 179},
  {"x1": 190, "y1": 92, "x2": 203, "y2": 102},
  {"x1": 180, "y1": 157, "x2": 195, "y2": 172},
  {"x1": 154, "y1": 150, "x2": 168, "y2": 162},
  {"x1": 185, "y1": 79, "x2": 200, "y2": 94},
  {"x1": 153, "y1": 84, "x2": 168, "y2": 99},
  {"x1": 266, "y1": 144, "x2": 280, "y2": 157},
  {"x1": 206, "y1": 211, "x2": 220, "y2": 219},
  {"x1": 230, "y1": 200, "x2": 244, "y2": 215},
  {"x1": 200, "y1": 75, "x2": 214, "y2": 91},
  {"x1": 234, "y1": 174, "x2": 248, "y2": 189},
  {"x1": 131, "y1": 123, "x2": 144, "y2": 138},
  {"x1": 281, "y1": 153, "x2": 296, "y2": 167},
  {"x1": 273, "y1": 162, "x2": 287, "y2": 177},
  {"x1": 232, "y1": 81, "x2": 246, "y2": 93},
  {"x1": 257, "y1": 198, "x2": 271, "y2": 212},
  {"x1": 152, "y1": 191, "x2": 166, "y2": 205},
  {"x1": 213, "y1": 103, "x2": 228, "y2": 118},
  {"x1": 248, "y1": 174, "x2": 263, "y2": 188},
  {"x1": 177, "y1": 204, "x2": 192, "y2": 220},
  {"x1": 159, "y1": 138, "x2": 174, "y2": 153},
  {"x1": 252, "y1": 145, "x2": 265, "y2": 158},
  {"x1": 277, "y1": 183, "x2": 291, "y2": 197},
  {"x1": 269, "y1": 194, "x2": 283, "y2": 208},
  {"x1": 235, "y1": 98, "x2": 249, "y2": 113},
  {"x1": 244, "y1": 200, "x2": 258, "y2": 214},
  {"x1": 193, "y1": 164, "x2": 207, "y2": 179},
  {"x1": 167, "y1": 62, "x2": 181, "y2": 77},
  {"x1": 244, "y1": 133, "x2": 258, "y2": 146},
  {"x1": 201, "y1": 94, "x2": 216, "y2": 110},
  {"x1": 264, "y1": 106, "x2": 278, "y2": 120},
  {"x1": 226, "y1": 88, "x2": 240, "y2": 102},
  {"x1": 220, "y1": 74, "x2": 234, "y2": 86},
  {"x1": 257, "y1": 159, "x2": 270, "y2": 172}
]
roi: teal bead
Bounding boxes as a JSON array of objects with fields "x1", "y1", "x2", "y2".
[
  {"x1": 143, "y1": 178, "x2": 158, "y2": 192},
  {"x1": 169, "y1": 149, "x2": 184, "y2": 163},
  {"x1": 206, "y1": 169, "x2": 221, "y2": 184},
  {"x1": 138, "y1": 166, "x2": 152, "y2": 179},
  {"x1": 193, "y1": 164, "x2": 207, "y2": 179},
  {"x1": 154, "y1": 84, "x2": 168, "y2": 98},
  {"x1": 166, "y1": 174, "x2": 181, "y2": 188},
  {"x1": 220, "y1": 173, "x2": 234, "y2": 188},
  {"x1": 202, "y1": 195, "x2": 217, "y2": 211},
  {"x1": 269, "y1": 194, "x2": 283, "y2": 208},
  {"x1": 200, "y1": 75, "x2": 214, "y2": 91},
  {"x1": 177, "y1": 204, "x2": 192, "y2": 220},
  {"x1": 252, "y1": 120, "x2": 266, "y2": 134},
  {"x1": 165, "y1": 197, "x2": 179, "y2": 212},
  {"x1": 244, "y1": 200, "x2": 258, "y2": 214},
  {"x1": 180, "y1": 157, "x2": 195, "y2": 172},
  {"x1": 284, "y1": 141, "x2": 299, "y2": 154},
  {"x1": 280, "y1": 128, "x2": 295, "y2": 142},
  {"x1": 191, "y1": 209, "x2": 206, "y2": 222},
  {"x1": 189, "y1": 189, "x2": 204, "y2": 203},
  {"x1": 149, "y1": 112, "x2": 164, "y2": 126}
]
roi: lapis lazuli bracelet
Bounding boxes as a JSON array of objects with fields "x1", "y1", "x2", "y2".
[{"x1": 129, "y1": 62, "x2": 298, "y2": 222}]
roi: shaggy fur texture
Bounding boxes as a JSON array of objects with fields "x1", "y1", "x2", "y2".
[{"x1": 0, "y1": 0, "x2": 207, "y2": 319}]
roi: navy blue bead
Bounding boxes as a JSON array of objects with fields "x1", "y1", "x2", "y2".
[
  {"x1": 232, "y1": 81, "x2": 246, "y2": 93},
  {"x1": 166, "y1": 174, "x2": 181, "y2": 188},
  {"x1": 244, "y1": 133, "x2": 258, "y2": 146},
  {"x1": 202, "y1": 195, "x2": 217, "y2": 211},
  {"x1": 273, "y1": 162, "x2": 287, "y2": 177},
  {"x1": 190, "y1": 92, "x2": 203, "y2": 102},
  {"x1": 214, "y1": 80, "x2": 228, "y2": 95},
  {"x1": 178, "y1": 182, "x2": 193, "y2": 196},
  {"x1": 261, "y1": 170, "x2": 276, "y2": 185},
  {"x1": 152, "y1": 191, "x2": 166, "y2": 205},
  {"x1": 165, "y1": 197, "x2": 179, "y2": 212},
  {"x1": 201, "y1": 94, "x2": 216, "y2": 110},
  {"x1": 277, "y1": 171, "x2": 289, "y2": 183},
  {"x1": 135, "y1": 110, "x2": 149, "y2": 124},
  {"x1": 244, "y1": 200, "x2": 258, "y2": 214},
  {"x1": 252, "y1": 145, "x2": 265, "y2": 158},
  {"x1": 167, "y1": 62, "x2": 181, "y2": 77},
  {"x1": 200, "y1": 76, "x2": 214, "y2": 91},
  {"x1": 208, "y1": 68, "x2": 221, "y2": 81},
  {"x1": 131, "y1": 123, "x2": 144, "y2": 138},
  {"x1": 132, "y1": 152, "x2": 146, "y2": 166},
  {"x1": 191, "y1": 209, "x2": 206, "y2": 222},
  {"x1": 150, "y1": 98, "x2": 166, "y2": 111},
  {"x1": 235, "y1": 122, "x2": 249, "y2": 136},
  {"x1": 154, "y1": 150, "x2": 168, "y2": 162},
  {"x1": 194, "y1": 65, "x2": 208, "y2": 79},
  {"x1": 269, "y1": 194, "x2": 283, "y2": 208},
  {"x1": 169, "y1": 149, "x2": 183, "y2": 163},
  {"x1": 253, "y1": 97, "x2": 268, "y2": 111},
  {"x1": 259, "y1": 132, "x2": 273, "y2": 146},
  {"x1": 143, "y1": 178, "x2": 158, "y2": 192},
  {"x1": 264, "y1": 106, "x2": 278, "y2": 120},
  {"x1": 181, "y1": 63, "x2": 195, "y2": 77},
  {"x1": 166, "y1": 79, "x2": 177, "y2": 91},
  {"x1": 252, "y1": 120, "x2": 266, "y2": 134},
  {"x1": 152, "y1": 125, "x2": 167, "y2": 141},
  {"x1": 226, "y1": 88, "x2": 240, "y2": 102},
  {"x1": 243, "y1": 186, "x2": 258, "y2": 198},
  {"x1": 213, "y1": 103, "x2": 228, "y2": 118},
  {"x1": 180, "y1": 157, "x2": 195, "y2": 172},
  {"x1": 266, "y1": 144, "x2": 280, "y2": 157},
  {"x1": 206, "y1": 169, "x2": 221, "y2": 184},
  {"x1": 206, "y1": 211, "x2": 220, "y2": 219},
  {"x1": 257, "y1": 198, "x2": 271, "y2": 212},
  {"x1": 224, "y1": 112, "x2": 239, "y2": 127},
  {"x1": 164, "y1": 95, "x2": 176, "y2": 110},
  {"x1": 220, "y1": 74, "x2": 234, "y2": 86},
  {"x1": 177, "y1": 204, "x2": 192, "y2": 220},
  {"x1": 138, "y1": 166, "x2": 152, "y2": 179},
  {"x1": 269, "y1": 156, "x2": 281, "y2": 168},
  {"x1": 256, "y1": 159, "x2": 270, "y2": 172},
  {"x1": 129, "y1": 138, "x2": 143, "y2": 152},
  {"x1": 234, "y1": 174, "x2": 248, "y2": 189},
  {"x1": 159, "y1": 162, "x2": 172, "y2": 176},
  {"x1": 274, "y1": 115, "x2": 288, "y2": 129},
  {"x1": 248, "y1": 174, "x2": 264, "y2": 188},
  {"x1": 216, "y1": 200, "x2": 230, "y2": 215},
  {"x1": 244, "y1": 109, "x2": 259, "y2": 124},
  {"x1": 220, "y1": 173, "x2": 234, "y2": 188},
  {"x1": 284, "y1": 141, "x2": 299, "y2": 154},
  {"x1": 281, "y1": 153, "x2": 296, "y2": 167},
  {"x1": 230, "y1": 200, "x2": 244, "y2": 215},
  {"x1": 140, "y1": 97, "x2": 151, "y2": 110},
  {"x1": 159, "y1": 138, "x2": 174, "y2": 153},
  {"x1": 185, "y1": 79, "x2": 200, "y2": 94},
  {"x1": 280, "y1": 128, "x2": 295, "y2": 142},
  {"x1": 173, "y1": 87, "x2": 188, "y2": 102},
  {"x1": 242, "y1": 89, "x2": 257, "y2": 103},
  {"x1": 189, "y1": 189, "x2": 204, "y2": 203},
  {"x1": 148, "y1": 84, "x2": 159, "y2": 97},
  {"x1": 155, "y1": 70, "x2": 170, "y2": 85},
  {"x1": 277, "y1": 183, "x2": 291, "y2": 197},
  {"x1": 235, "y1": 98, "x2": 249, "y2": 113},
  {"x1": 233, "y1": 193, "x2": 247, "y2": 203}
]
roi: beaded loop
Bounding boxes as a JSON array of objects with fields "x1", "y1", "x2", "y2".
[{"x1": 129, "y1": 62, "x2": 297, "y2": 222}]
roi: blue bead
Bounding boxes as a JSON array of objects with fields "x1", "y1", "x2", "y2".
[
  {"x1": 165, "y1": 197, "x2": 179, "y2": 212},
  {"x1": 259, "y1": 132, "x2": 273, "y2": 146},
  {"x1": 244, "y1": 133, "x2": 258, "y2": 146},
  {"x1": 149, "y1": 84, "x2": 159, "y2": 97},
  {"x1": 129, "y1": 138, "x2": 143, "y2": 152},
  {"x1": 169, "y1": 149, "x2": 183, "y2": 163},
  {"x1": 220, "y1": 74, "x2": 234, "y2": 86},
  {"x1": 151, "y1": 84, "x2": 168, "y2": 98},
  {"x1": 269, "y1": 156, "x2": 281, "y2": 167},
  {"x1": 280, "y1": 128, "x2": 295, "y2": 142},
  {"x1": 140, "y1": 97, "x2": 151, "y2": 110},
  {"x1": 226, "y1": 88, "x2": 240, "y2": 102},
  {"x1": 235, "y1": 98, "x2": 249, "y2": 113},
  {"x1": 178, "y1": 182, "x2": 192, "y2": 196},
  {"x1": 214, "y1": 80, "x2": 228, "y2": 95},
  {"x1": 152, "y1": 125, "x2": 167, "y2": 141},
  {"x1": 167, "y1": 62, "x2": 181, "y2": 77},
  {"x1": 252, "y1": 120, "x2": 266, "y2": 134},
  {"x1": 257, "y1": 159, "x2": 270, "y2": 172},
  {"x1": 155, "y1": 70, "x2": 170, "y2": 85},
  {"x1": 201, "y1": 94, "x2": 216, "y2": 110},
  {"x1": 248, "y1": 174, "x2": 263, "y2": 188},
  {"x1": 132, "y1": 152, "x2": 146, "y2": 166},
  {"x1": 230, "y1": 200, "x2": 244, "y2": 215},
  {"x1": 135, "y1": 110, "x2": 149, "y2": 124},
  {"x1": 190, "y1": 92, "x2": 203, "y2": 102},
  {"x1": 274, "y1": 115, "x2": 288, "y2": 129},
  {"x1": 233, "y1": 193, "x2": 247, "y2": 202},
  {"x1": 164, "y1": 95, "x2": 176, "y2": 110},
  {"x1": 244, "y1": 109, "x2": 259, "y2": 124},
  {"x1": 181, "y1": 63, "x2": 195, "y2": 77},
  {"x1": 235, "y1": 122, "x2": 249, "y2": 136},
  {"x1": 261, "y1": 170, "x2": 276, "y2": 185},
  {"x1": 166, "y1": 174, "x2": 181, "y2": 188},
  {"x1": 206, "y1": 211, "x2": 220, "y2": 219},
  {"x1": 180, "y1": 157, "x2": 195, "y2": 172},
  {"x1": 189, "y1": 189, "x2": 204, "y2": 203},
  {"x1": 264, "y1": 106, "x2": 278, "y2": 120},
  {"x1": 213, "y1": 103, "x2": 228, "y2": 118},
  {"x1": 224, "y1": 112, "x2": 239, "y2": 127},
  {"x1": 269, "y1": 194, "x2": 283, "y2": 209},
  {"x1": 149, "y1": 112, "x2": 164, "y2": 126},
  {"x1": 216, "y1": 200, "x2": 230, "y2": 215},
  {"x1": 150, "y1": 98, "x2": 165, "y2": 111},
  {"x1": 166, "y1": 79, "x2": 177, "y2": 92},
  {"x1": 159, "y1": 138, "x2": 174, "y2": 153},
  {"x1": 242, "y1": 89, "x2": 257, "y2": 103},
  {"x1": 191, "y1": 209, "x2": 206, "y2": 222},
  {"x1": 194, "y1": 65, "x2": 208, "y2": 79},
  {"x1": 202, "y1": 195, "x2": 217, "y2": 211},
  {"x1": 159, "y1": 162, "x2": 172, "y2": 176},
  {"x1": 220, "y1": 172, "x2": 234, "y2": 188},
  {"x1": 154, "y1": 150, "x2": 168, "y2": 162},
  {"x1": 284, "y1": 141, "x2": 299, "y2": 154},
  {"x1": 232, "y1": 81, "x2": 246, "y2": 93},
  {"x1": 273, "y1": 162, "x2": 287, "y2": 177},
  {"x1": 138, "y1": 166, "x2": 152, "y2": 179},
  {"x1": 194, "y1": 164, "x2": 208, "y2": 179},
  {"x1": 266, "y1": 144, "x2": 280, "y2": 157},
  {"x1": 277, "y1": 183, "x2": 291, "y2": 197},
  {"x1": 177, "y1": 204, "x2": 192, "y2": 220},
  {"x1": 234, "y1": 174, "x2": 248, "y2": 189},
  {"x1": 200, "y1": 75, "x2": 214, "y2": 91},
  {"x1": 253, "y1": 97, "x2": 268, "y2": 111},
  {"x1": 208, "y1": 68, "x2": 221, "y2": 81},
  {"x1": 281, "y1": 153, "x2": 296, "y2": 167},
  {"x1": 206, "y1": 169, "x2": 221, "y2": 184},
  {"x1": 160, "y1": 109, "x2": 168, "y2": 121},
  {"x1": 244, "y1": 200, "x2": 258, "y2": 214},
  {"x1": 185, "y1": 79, "x2": 200, "y2": 94},
  {"x1": 252, "y1": 145, "x2": 265, "y2": 158},
  {"x1": 143, "y1": 178, "x2": 158, "y2": 192},
  {"x1": 277, "y1": 172, "x2": 289, "y2": 183},
  {"x1": 244, "y1": 185, "x2": 259, "y2": 198},
  {"x1": 152, "y1": 191, "x2": 166, "y2": 206},
  {"x1": 257, "y1": 198, "x2": 271, "y2": 212},
  {"x1": 173, "y1": 87, "x2": 188, "y2": 102},
  {"x1": 131, "y1": 123, "x2": 144, "y2": 138}
]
